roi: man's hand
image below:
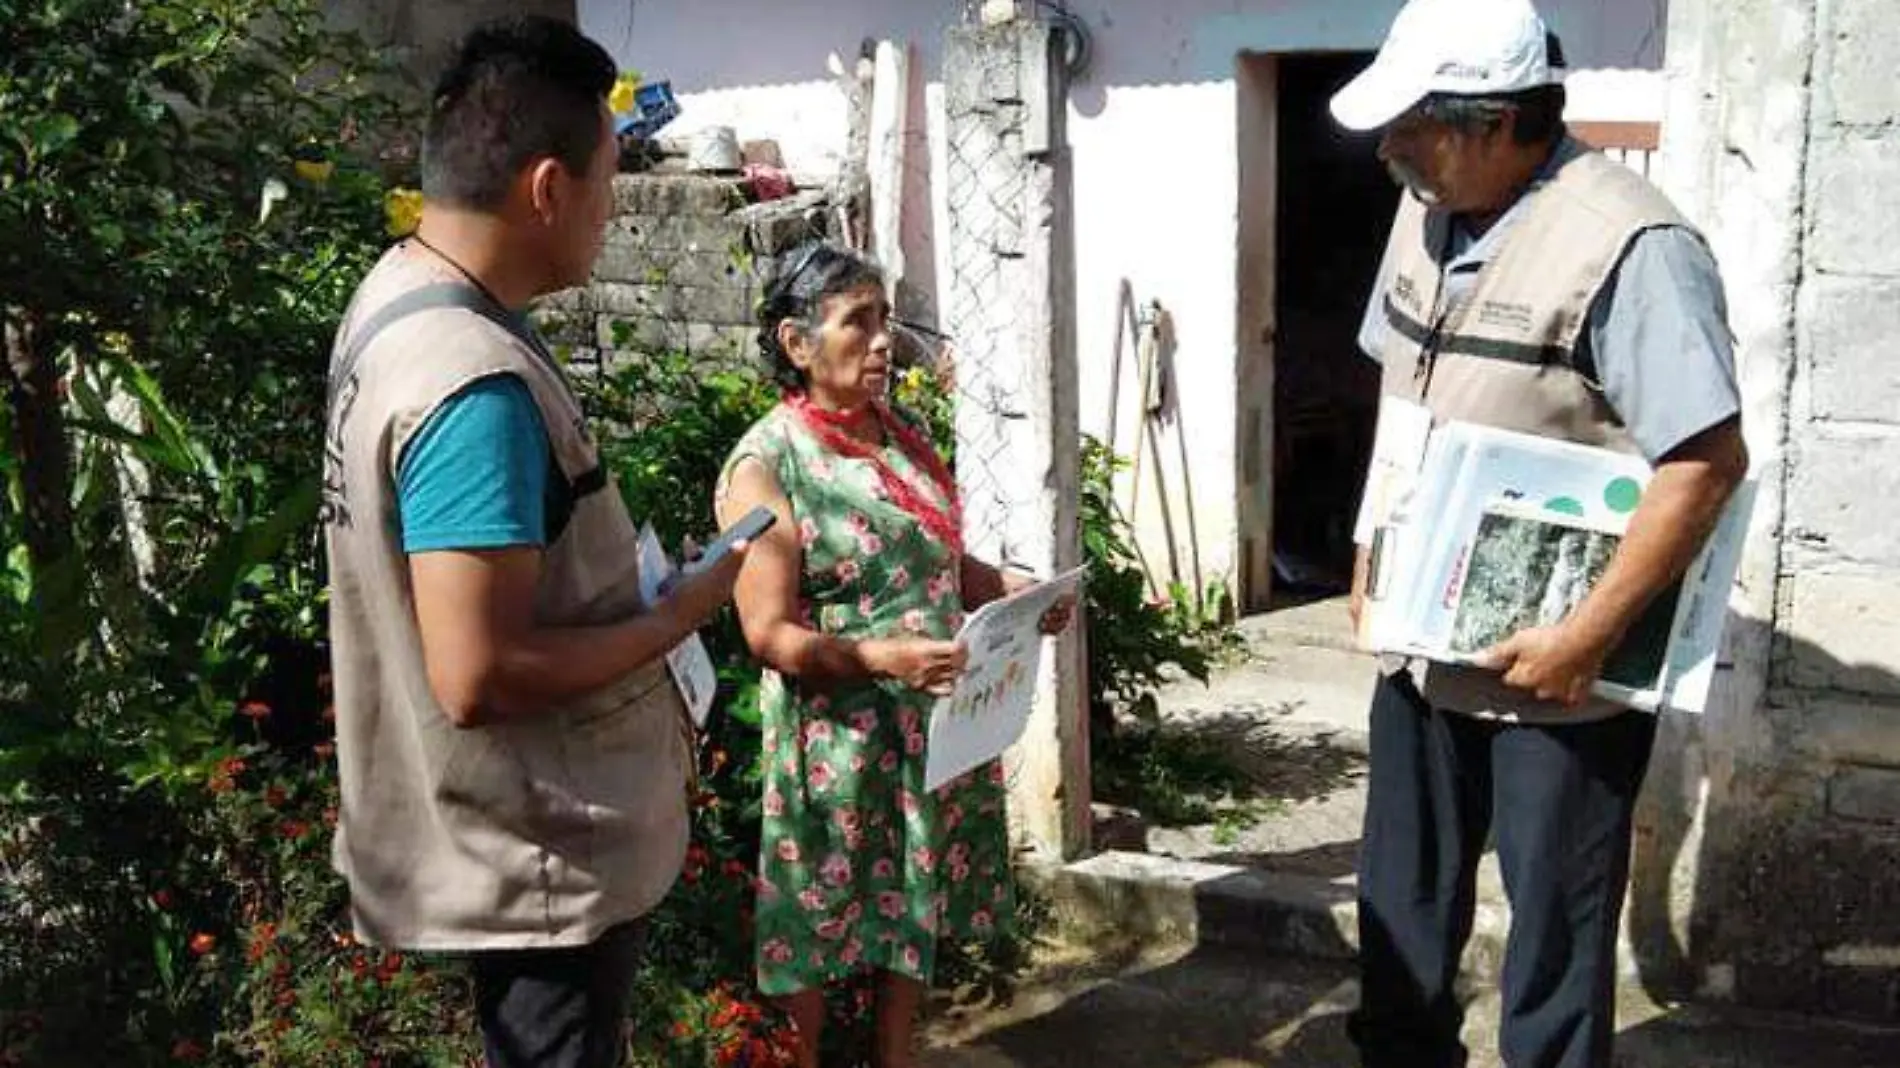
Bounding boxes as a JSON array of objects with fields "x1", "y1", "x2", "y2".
[
  {"x1": 1470, "y1": 621, "x2": 1614, "y2": 708},
  {"x1": 863, "y1": 638, "x2": 969, "y2": 696},
  {"x1": 1470, "y1": 417, "x2": 1749, "y2": 711},
  {"x1": 659, "y1": 541, "x2": 749, "y2": 629}
]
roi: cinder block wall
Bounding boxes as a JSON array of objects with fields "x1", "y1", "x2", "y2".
[
  {"x1": 539, "y1": 175, "x2": 830, "y2": 374},
  {"x1": 1650, "y1": 0, "x2": 1900, "y2": 1023}
]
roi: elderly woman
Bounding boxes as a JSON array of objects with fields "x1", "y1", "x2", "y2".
[{"x1": 714, "y1": 242, "x2": 1070, "y2": 1068}]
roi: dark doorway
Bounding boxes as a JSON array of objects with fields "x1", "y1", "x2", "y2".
[{"x1": 1269, "y1": 53, "x2": 1392, "y2": 604}]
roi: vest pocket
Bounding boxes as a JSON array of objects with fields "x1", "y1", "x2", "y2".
[{"x1": 556, "y1": 675, "x2": 692, "y2": 901}]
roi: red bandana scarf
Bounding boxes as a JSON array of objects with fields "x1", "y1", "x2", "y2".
[{"x1": 785, "y1": 392, "x2": 964, "y2": 556}]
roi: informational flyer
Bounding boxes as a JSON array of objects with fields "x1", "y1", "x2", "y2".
[
  {"x1": 1363, "y1": 420, "x2": 1755, "y2": 714},
  {"x1": 1353, "y1": 396, "x2": 1436, "y2": 547},
  {"x1": 637, "y1": 524, "x2": 718, "y2": 728},
  {"x1": 923, "y1": 567, "x2": 1085, "y2": 792}
]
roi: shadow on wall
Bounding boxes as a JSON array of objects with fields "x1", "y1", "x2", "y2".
[{"x1": 1629, "y1": 618, "x2": 1900, "y2": 1023}]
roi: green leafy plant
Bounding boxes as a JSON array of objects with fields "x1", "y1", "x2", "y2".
[
  {"x1": 0, "y1": 1, "x2": 445, "y2": 1063},
  {"x1": 1075, "y1": 438, "x2": 1264, "y2": 834},
  {"x1": 1077, "y1": 438, "x2": 1224, "y2": 734}
]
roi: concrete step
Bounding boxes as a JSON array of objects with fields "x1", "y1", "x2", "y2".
[{"x1": 1025, "y1": 850, "x2": 1511, "y2": 989}]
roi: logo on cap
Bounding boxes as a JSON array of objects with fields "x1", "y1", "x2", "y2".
[{"x1": 1435, "y1": 61, "x2": 1493, "y2": 81}]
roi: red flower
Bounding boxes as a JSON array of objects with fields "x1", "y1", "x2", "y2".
[
  {"x1": 238, "y1": 700, "x2": 271, "y2": 720},
  {"x1": 723, "y1": 859, "x2": 748, "y2": 880},
  {"x1": 246, "y1": 923, "x2": 277, "y2": 963},
  {"x1": 264, "y1": 785, "x2": 288, "y2": 808},
  {"x1": 170, "y1": 1038, "x2": 205, "y2": 1062},
  {"x1": 152, "y1": 889, "x2": 175, "y2": 910},
  {"x1": 322, "y1": 806, "x2": 339, "y2": 828},
  {"x1": 188, "y1": 932, "x2": 216, "y2": 956},
  {"x1": 280, "y1": 820, "x2": 312, "y2": 840},
  {"x1": 313, "y1": 741, "x2": 336, "y2": 760},
  {"x1": 207, "y1": 756, "x2": 245, "y2": 795}
]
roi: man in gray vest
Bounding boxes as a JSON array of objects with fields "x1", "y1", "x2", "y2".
[
  {"x1": 1331, "y1": 1, "x2": 1749, "y2": 1065},
  {"x1": 320, "y1": 18, "x2": 744, "y2": 1068}
]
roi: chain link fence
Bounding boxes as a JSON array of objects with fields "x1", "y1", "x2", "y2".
[{"x1": 938, "y1": 30, "x2": 1043, "y2": 567}]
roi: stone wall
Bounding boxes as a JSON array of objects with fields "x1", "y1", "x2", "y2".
[
  {"x1": 1644, "y1": 0, "x2": 1900, "y2": 1023},
  {"x1": 537, "y1": 176, "x2": 830, "y2": 375}
]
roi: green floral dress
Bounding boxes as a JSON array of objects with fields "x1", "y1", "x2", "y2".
[{"x1": 719, "y1": 403, "x2": 1012, "y2": 997}]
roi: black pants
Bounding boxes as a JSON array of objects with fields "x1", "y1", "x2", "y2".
[
  {"x1": 1348, "y1": 674, "x2": 1657, "y2": 1068},
  {"x1": 471, "y1": 921, "x2": 645, "y2": 1068}
]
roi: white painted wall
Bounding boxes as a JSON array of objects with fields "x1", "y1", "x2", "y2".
[{"x1": 581, "y1": 0, "x2": 1670, "y2": 592}]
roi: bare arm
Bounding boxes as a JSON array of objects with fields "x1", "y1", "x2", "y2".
[
  {"x1": 1476, "y1": 417, "x2": 1750, "y2": 705},
  {"x1": 410, "y1": 544, "x2": 744, "y2": 728},
  {"x1": 718, "y1": 457, "x2": 965, "y2": 692}
]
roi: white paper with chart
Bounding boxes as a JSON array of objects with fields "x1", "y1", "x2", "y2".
[
  {"x1": 1361, "y1": 417, "x2": 1755, "y2": 714},
  {"x1": 636, "y1": 524, "x2": 718, "y2": 728},
  {"x1": 923, "y1": 567, "x2": 1085, "y2": 792}
]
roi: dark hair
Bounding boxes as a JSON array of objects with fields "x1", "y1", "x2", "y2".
[
  {"x1": 1417, "y1": 33, "x2": 1569, "y2": 146},
  {"x1": 1419, "y1": 83, "x2": 1566, "y2": 145},
  {"x1": 421, "y1": 17, "x2": 618, "y2": 211},
  {"x1": 755, "y1": 243, "x2": 886, "y2": 391}
]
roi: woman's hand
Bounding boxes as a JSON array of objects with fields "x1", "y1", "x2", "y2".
[
  {"x1": 863, "y1": 638, "x2": 969, "y2": 696},
  {"x1": 1038, "y1": 595, "x2": 1077, "y2": 636}
]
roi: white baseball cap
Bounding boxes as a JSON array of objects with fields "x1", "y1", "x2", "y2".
[{"x1": 1330, "y1": 0, "x2": 1566, "y2": 132}]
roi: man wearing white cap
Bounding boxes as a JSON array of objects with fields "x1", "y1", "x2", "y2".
[{"x1": 1332, "y1": 2, "x2": 1749, "y2": 1066}]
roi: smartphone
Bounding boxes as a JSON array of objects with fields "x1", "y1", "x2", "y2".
[{"x1": 662, "y1": 506, "x2": 778, "y2": 593}]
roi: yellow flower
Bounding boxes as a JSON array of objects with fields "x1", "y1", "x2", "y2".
[
  {"x1": 609, "y1": 71, "x2": 641, "y2": 115},
  {"x1": 383, "y1": 187, "x2": 423, "y2": 237},
  {"x1": 293, "y1": 159, "x2": 334, "y2": 184}
]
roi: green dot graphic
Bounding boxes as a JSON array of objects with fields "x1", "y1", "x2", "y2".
[
  {"x1": 1544, "y1": 497, "x2": 1586, "y2": 517},
  {"x1": 1604, "y1": 477, "x2": 1643, "y2": 514}
]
